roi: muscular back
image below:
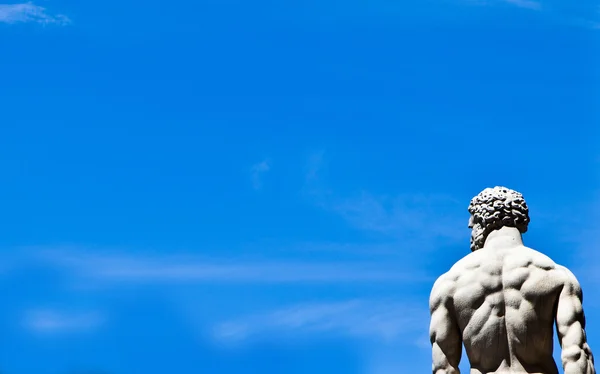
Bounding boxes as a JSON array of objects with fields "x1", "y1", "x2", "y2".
[{"x1": 430, "y1": 244, "x2": 595, "y2": 374}]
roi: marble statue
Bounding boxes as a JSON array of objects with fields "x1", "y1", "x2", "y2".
[{"x1": 429, "y1": 186, "x2": 595, "y2": 374}]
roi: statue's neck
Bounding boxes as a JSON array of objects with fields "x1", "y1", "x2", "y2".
[{"x1": 483, "y1": 226, "x2": 523, "y2": 250}]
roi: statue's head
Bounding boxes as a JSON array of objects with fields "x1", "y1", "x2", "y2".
[{"x1": 468, "y1": 186, "x2": 530, "y2": 251}]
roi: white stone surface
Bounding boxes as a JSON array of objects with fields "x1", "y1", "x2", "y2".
[{"x1": 430, "y1": 187, "x2": 595, "y2": 374}]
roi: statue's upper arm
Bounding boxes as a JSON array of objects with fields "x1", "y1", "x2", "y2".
[
  {"x1": 556, "y1": 266, "x2": 585, "y2": 337},
  {"x1": 555, "y1": 266, "x2": 595, "y2": 374},
  {"x1": 429, "y1": 274, "x2": 461, "y2": 374}
]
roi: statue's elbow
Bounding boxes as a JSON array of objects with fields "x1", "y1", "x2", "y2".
[{"x1": 562, "y1": 345, "x2": 583, "y2": 363}]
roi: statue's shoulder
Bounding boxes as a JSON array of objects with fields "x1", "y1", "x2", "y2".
[
  {"x1": 522, "y1": 248, "x2": 581, "y2": 289},
  {"x1": 431, "y1": 271, "x2": 454, "y2": 289},
  {"x1": 430, "y1": 261, "x2": 464, "y2": 304},
  {"x1": 523, "y1": 246, "x2": 559, "y2": 270},
  {"x1": 554, "y1": 263, "x2": 582, "y2": 289},
  {"x1": 430, "y1": 272, "x2": 455, "y2": 309},
  {"x1": 430, "y1": 252, "x2": 482, "y2": 305},
  {"x1": 449, "y1": 251, "x2": 481, "y2": 273}
]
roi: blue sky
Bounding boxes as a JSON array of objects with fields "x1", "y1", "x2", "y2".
[{"x1": 0, "y1": 0, "x2": 599, "y2": 373}]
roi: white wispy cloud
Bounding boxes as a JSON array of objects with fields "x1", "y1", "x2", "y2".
[
  {"x1": 305, "y1": 150, "x2": 326, "y2": 184},
  {"x1": 464, "y1": 0, "x2": 541, "y2": 10},
  {"x1": 213, "y1": 299, "x2": 428, "y2": 343},
  {"x1": 332, "y1": 192, "x2": 464, "y2": 240},
  {"x1": 303, "y1": 151, "x2": 466, "y2": 248},
  {"x1": 22, "y1": 309, "x2": 104, "y2": 334},
  {"x1": 0, "y1": 2, "x2": 70, "y2": 25},
  {"x1": 467, "y1": 0, "x2": 600, "y2": 28},
  {"x1": 30, "y1": 248, "x2": 433, "y2": 285},
  {"x1": 366, "y1": 347, "x2": 431, "y2": 374},
  {"x1": 250, "y1": 160, "x2": 270, "y2": 190},
  {"x1": 503, "y1": 0, "x2": 541, "y2": 10}
]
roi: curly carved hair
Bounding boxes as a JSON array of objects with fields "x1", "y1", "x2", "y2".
[{"x1": 468, "y1": 186, "x2": 530, "y2": 235}]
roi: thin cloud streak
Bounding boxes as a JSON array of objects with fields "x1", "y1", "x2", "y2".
[
  {"x1": 22, "y1": 309, "x2": 104, "y2": 334},
  {"x1": 0, "y1": 2, "x2": 70, "y2": 24},
  {"x1": 30, "y1": 249, "x2": 433, "y2": 284},
  {"x1": 463, "y1": 0, "x2": 541, "y2": 10},
  {"x1": 303, "y1": 150, "x2": 466, "y2": 248},
  {"x1": 467, "y1": 0, "x2": 600, "y2": 28},
  {"x1": 250, "y1": 160, "x2": 270, "y2": 190},
  {"x1": 332, "y1": 192, "x2": 464, "y2": 240},
  {"x1": 503, "y1": 0, "x2": 541, "y2": 10},
  {"x1": 213, "y1": 299, "x2": 428, "y2": 343}
]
